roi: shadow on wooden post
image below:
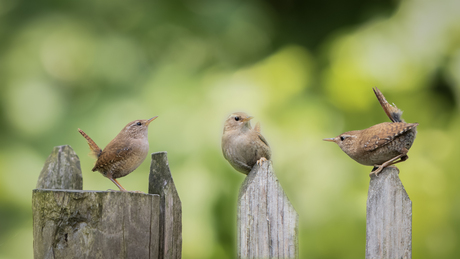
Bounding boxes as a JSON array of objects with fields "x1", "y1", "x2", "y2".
[
  {"x1": 366, "y1": 166, "x2": 412, "y2": 259},
  {"x1": 149, "y1": 151, "x2": 182, "y2": 259},
  {"x1": 238, "y1": 161, "x2": 299, "y2": 259}
]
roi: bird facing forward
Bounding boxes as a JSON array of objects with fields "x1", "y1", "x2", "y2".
[
  {"x1": 78, "y1": 116, "x2": 157, "y2": 191},
  {"x1": 221, "y1": 112, "x2": 271, "y2": 175}
]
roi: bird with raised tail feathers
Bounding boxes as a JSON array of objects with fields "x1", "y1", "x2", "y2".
[
  {"x1": 323, "y1": 88, "x2": 418, "y2": 176},
  {"x1": 78, "y1": 116, "x2": 158, "y2": 191}
]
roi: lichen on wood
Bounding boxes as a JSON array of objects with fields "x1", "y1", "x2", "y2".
[{"x1": 33, "y1": 190, "x2": 161, "y2": 259}]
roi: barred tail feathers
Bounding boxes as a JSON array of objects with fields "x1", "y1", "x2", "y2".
[
  {"x1": 373, "y1": 87, "x2": 404, "y2": 123},
  {"x1": 78, "y1": 128, "x2": 102, "y2": 158}
]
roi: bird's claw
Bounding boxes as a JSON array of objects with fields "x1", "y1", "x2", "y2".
[
  {"x1": 257, "y1": 157, "x2": 268, "y2": 165},
  {"x1": 369, "y1": 165, "x2": 383, "y2": 177}
]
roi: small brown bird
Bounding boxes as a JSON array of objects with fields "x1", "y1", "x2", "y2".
[
  {"x1": 78, "y1": 117, "x2": 158, "y2": 191},
  {"x1": 323, "y1": 88, "x2": 418, "y2": 176},
  {"x1": 221, "y1": 112, "x2": 271, "y2": 175}
]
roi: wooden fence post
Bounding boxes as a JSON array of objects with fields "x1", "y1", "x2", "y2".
[
  {"x1": 149, "y1": 152, "x2": 182, "y2": 259},
  {"x1": 237, "y1": 161, "x2": 299, "y2": 259},
  {"x1": 33, "y1": 190, "x2": 161, "y2": 259},
  {"x1": 36, "y1": 145, "x2": 83, "y2": 190},
  {"x1": 366, "y1": 166, "x2": 412, "y2": 259},
  {"x1": 32, "y1": 146, "x2": 182, "y2": 259}
]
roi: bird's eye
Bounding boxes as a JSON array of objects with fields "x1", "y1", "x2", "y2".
[
  {"x1": 340, "y1": 136, "x2": 345, "y2": 141},
  {"x1": 234, "y1": 116, "x2": 240, "y2": 121},
  {"x1": 137, "y1": 122, "x2": 142, "y2": 126}
]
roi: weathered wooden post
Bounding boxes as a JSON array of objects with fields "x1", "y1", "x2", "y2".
[
  {"x1": 33, "y1": 190, "x2": 161, "y2": 259},
  {"x1": 237, "y1": 161, "x2": 299, "y2": 258},
  {"x1": 36, "y1": 145, "x2": 83, "y2": 190},
  {"x1": 149, "y1": 152, "x2": 182, "y2": 259},
  {"x1": 33, "y1": 146, "x2": 182, "y2": 259},
  {"x1": 366, "y1": 166, "x2": 412, "y2": 259}
]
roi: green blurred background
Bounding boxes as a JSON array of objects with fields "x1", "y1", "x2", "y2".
[{"x1": 1, "y1": 0, "x2": 460, "y2": 258}]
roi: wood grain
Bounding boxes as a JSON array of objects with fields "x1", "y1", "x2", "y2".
[
  {"x1": 33, "y1": 190, "x2": 160, "y2": 259},
  {"x1": 238, "y1": 161, "x2": 298, "y2": 258},
  {"x1": 149, "y1": 151, "x2": 182, "y2": 259},
  {"x1": 366, "y1": 166, "x2": 412, "y2": 259}
]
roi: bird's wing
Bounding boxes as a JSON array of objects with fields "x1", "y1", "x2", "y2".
[
  {"x1": 254, "y1": 122, "x2": 270, "y2": 146},
  {"x1": 363, "y1": 122, "x2": 418, "y2": 151},
  {"x1": 257, "y1": 132, "x2": 270, "y2": 148},
  {"x1": 92, "y1": 145, "x2": 132, "y2": 171},
  {"x1": 222, "y1": 144, "x2": 253, "y2": 173}
]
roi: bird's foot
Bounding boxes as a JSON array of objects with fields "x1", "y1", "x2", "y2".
[
  {"x1": 369, "y1": 165, "x2": 384, "y2": 177},
  {"x1": 257, "y1": 157, "x2": 268, "y2": 165},
  {"x1": 109, "y1": 178, "x2": 128, "y2": 192},
  {"x1": 370, "y1": 153, "x2": 406, "y2": 177}
]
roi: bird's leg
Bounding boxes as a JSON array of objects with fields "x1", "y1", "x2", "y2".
[
  {"x1": 257, "y1": 157, "x2": 268, "y2": 165},
  {"x1": 370, "y1": 153, "x2": 407, "y2": 177},
  {"x1": 106, "y1": 174, "x2": 127, "y2": 192},
  {"x1": 111, "y1": 178, "x2": 127, "y2": 192},
  {"x1": 381, "y1": 149, "x2": 409, "y2": 168},
  {"x1": 110, "y1": 179, "x2": 144, "y2": 193},
  {"x1": 386, "y1": 155, "x2": 408, "y2": 166},
  {"x1": 106, "y1": 173, "x2": 144, "y2": 193},
  {"x1": 104, "y1": 171, "x2": 127, "y2": 191}
]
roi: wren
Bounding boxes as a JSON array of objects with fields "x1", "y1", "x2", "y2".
[
  {"x1": 222, "y1": 112, "x2": 271, "y2": 175},
  {"x1": 78, "y1": 116, "x2": 158, "y2": 191},
  {"x1": 324, "y1": 88, "x2": 418, "y2": 176}
]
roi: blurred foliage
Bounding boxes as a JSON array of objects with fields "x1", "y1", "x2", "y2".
[{"x1": 0, "y1": 0, "x2": 460, "y2": 258}]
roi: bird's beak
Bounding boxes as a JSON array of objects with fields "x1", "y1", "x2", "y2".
[
  {"x1": 242, "y1": 116, "x2": 254, "y2": 122},
  {"x1": 323, "y1": 138, "x2": 335, "y2": 142},
  {"x1": 146, "y1": 116, "x2": 158, "y2": 125}
]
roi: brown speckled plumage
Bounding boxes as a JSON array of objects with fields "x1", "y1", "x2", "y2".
[
  {"x1": 324, "y1": 88, "x2": 418, "y2": 176},
  {"x1": 78, "y1": 117, "x2": 157, "y2": 191},
  {"x1": 335, "y1": 122, "x2": 418, "y2": 166}
]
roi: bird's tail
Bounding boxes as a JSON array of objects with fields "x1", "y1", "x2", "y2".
[
  {"x1": 373, "y1": 87, "x2": 404, "y2": 123},
  {"x1": 254, "y1": 122, "x2": 261, "y2": 133},
  {"x1": 78, "y1": 129, "x2": 102, "y2": 158}
]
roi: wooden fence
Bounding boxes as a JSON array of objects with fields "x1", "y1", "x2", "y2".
[
  {"x1": 33, "y1": 146, "x2": 181, "y2": 259},
  {"x1": 32, "y1": 146, "x2": 412, "y2": 259}
]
